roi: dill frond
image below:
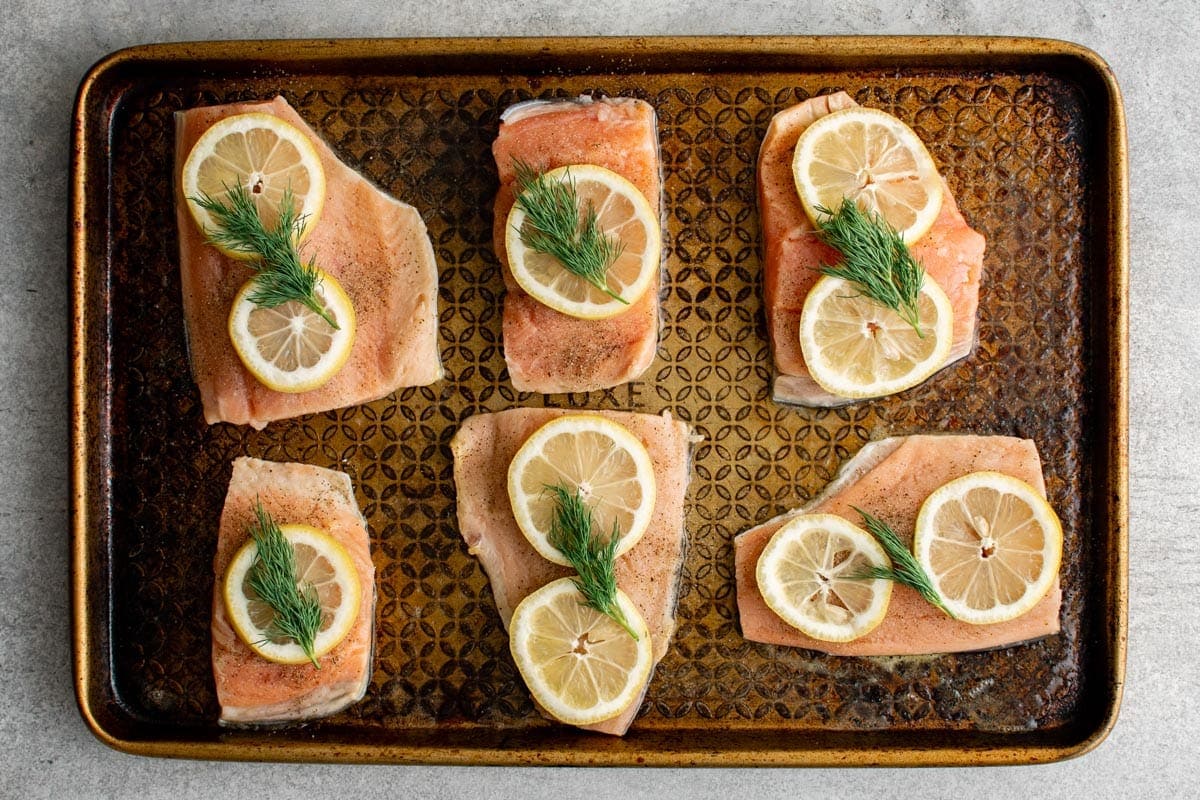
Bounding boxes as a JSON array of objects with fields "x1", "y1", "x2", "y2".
[
  {"x1": 512, "y1": 160, "x2": 628, "y2": 304},
  {"x1": 546, "y1": 483, "x2": 639, "y2": 640},
  {"x1": 849, "y1": 506, "x2": 955, "y2": 618},
  {"x1": 246, "y1": 502, "x2": 324, "y2": 667},
  {"x1": 191, "y1": 183, "x2": 338, "y2": 329},
  {"x1": 814, "y1": 198, "x2": 926, "y2": 336}
]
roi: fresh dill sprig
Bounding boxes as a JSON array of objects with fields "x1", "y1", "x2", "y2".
[
  {"x1": 512, "y1": 159, "x2": 628, "y2": 304},
  {"x1": 246, "y1": 502, "x2": 324, "y2": 668},
  {"x1": 815, "y1": 198, "x2": 926, "y2": 336},
  {"x1": 849, "y1": 506, "x2": 955, "y2": 618},
  {"x1": 546, "y1": 483, "x2": 639, "y2": 640},
  {"x1": 191, "y1": 183, "x2": 339, "y2": 329}
]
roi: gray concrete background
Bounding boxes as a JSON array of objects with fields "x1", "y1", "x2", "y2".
[{"x1": 1, "y1": 0, "x2": 1191, "y2": 797}]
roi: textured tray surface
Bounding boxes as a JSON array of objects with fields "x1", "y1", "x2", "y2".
[{"x1": 72, "y1": 38, "x2": 1125, "y2": 765}]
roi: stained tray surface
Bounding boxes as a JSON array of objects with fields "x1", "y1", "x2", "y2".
[{"x1": 72, "y1": 38, "x2": 1126, "y2": 765}]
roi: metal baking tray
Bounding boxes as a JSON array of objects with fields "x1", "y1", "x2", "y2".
[{"x1": 71, "y1": 36, "x2": 1127, "y2": 766}]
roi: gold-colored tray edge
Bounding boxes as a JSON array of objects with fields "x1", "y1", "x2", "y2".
[{"x1": 69, "y1": 34, "x2": 1129, "y2": 767}]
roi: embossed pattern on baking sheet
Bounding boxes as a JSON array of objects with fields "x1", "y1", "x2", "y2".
[{"x1": 106, "y1": 73, "x2": 1091, "y2": 734}]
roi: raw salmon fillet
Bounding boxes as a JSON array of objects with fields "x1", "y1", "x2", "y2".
[
  {"x1": 758, "y1": 92, "x2": 986, "y2": 406},
  {"x1": 175, "y1": 96, "x2": 441, "y2": 429},
  {"x1": 212, "y1": 457, "x2": 375, "y2": 724},
  {"x1": 450, "y1": 408, "x2": 694, "y2": 735},
  {"x1": 492, "y1": 97, "x2": 662, "y2": 394},
  {"x1": 735, "y1": 435, "x2": 1061, "y2": 655}
]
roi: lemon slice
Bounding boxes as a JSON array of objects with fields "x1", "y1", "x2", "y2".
[
  {"x1": 505, "y1": 164, "x2": 660, "y2": 319},
  {"x1": 182, "y1": 112, "x2": 326, "y2": 258},
  {"x1": 792, "y1": 107, "x2": 943, "y2": 245},
  {"x1": 914, "y1": 472, "x2": 1063, "y2": 625},
  {"x1": 507, "y1": 415, "x2": 656, "y2": 566},
  {"x1": 223, "y1": 523, "x2": 362, "y2": 665},
  {"x1": 799, "y1": 274, "x2": 953, "y2": 399},
  {"x1": 509, "y1": 577, "x2": 653, "y2": 725},
  {"x1": 756, "y1": 514, "x2": 893, "y2": 642},
  {"x1": 227, "y1": 270, "x2": 356, "y2": 393}
]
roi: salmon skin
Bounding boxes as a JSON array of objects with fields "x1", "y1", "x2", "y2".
[
  {"x1": 492, "y1": 97, "x2": 662, "y2": 394},
  {"x1": 175, "y1": 97, "x2": 442, "y2": 429},
  {"x1": 757, "y1": 93, "x2": 986, "y2": 406},
  {"x1": 450, "y1": 408, "x2": 694, "y2": 735},
  {"x1": 211, "y1": 457, "x2": 375, "y2": 725},
  {"x1": 734, "y1": 435, "x2": 1061, "y2": 656}
]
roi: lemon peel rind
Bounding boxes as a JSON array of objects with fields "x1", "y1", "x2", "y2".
[
  {"x1": 756, "y1": 513, "x2": 893, "y2": 643},
  {"x1": 798, "y1": 275, "x2": 954, "y2": 400},
  {"x1": 227, "y1": 270, "x2": 357, "y2": 394},
  {"x1": 182, "y1": 112, "x2": 327, "y2": 260},
  {"x1": 222, "y1": 523, "x2": 362, "y2": 665},
  {"x1": 913, "y1": 471, "x2": 1063, "y2": 626},
  {"x1": 507, "y1": 414, "x2": 657, "y2": 567},
  {"x1": 508, "y1": 578, "x2": 653, "y2": 726},
  {"x1": 791, "y1": 106, "x2": 944, "y2": 246},
  {"x1": 504, "y1": 164, "x2": 661, "y2": 320}
]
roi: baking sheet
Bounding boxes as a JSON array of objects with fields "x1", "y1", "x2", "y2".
[{"x1": 70, "y1": 36, "x2": 1127, "y2": 765}]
